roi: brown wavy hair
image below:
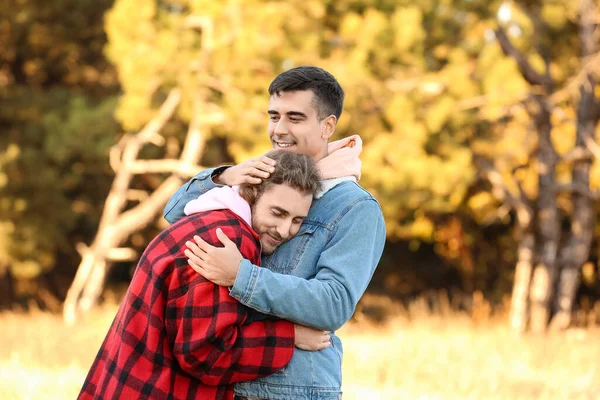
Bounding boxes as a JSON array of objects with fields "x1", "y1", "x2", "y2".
[{"x1": 238, "y1": 150, "x2": 321, "y2": 206}]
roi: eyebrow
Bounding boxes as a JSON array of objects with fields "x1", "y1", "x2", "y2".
[{"x1": 267, "y1": 110, "x2": 308, "y2": 118}]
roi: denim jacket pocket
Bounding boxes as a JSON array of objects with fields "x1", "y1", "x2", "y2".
[{"x1": 262, "y1": 222, "x2": 319, "y2": 274}]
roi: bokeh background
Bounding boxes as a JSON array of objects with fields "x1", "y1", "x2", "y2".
[{"x1": 1, "y1": 0, "x2": 600, "y2": 399}]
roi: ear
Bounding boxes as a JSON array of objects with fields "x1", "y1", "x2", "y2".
[{"x1": 320, "y1": 115, "x2": 337, "y2": 140}]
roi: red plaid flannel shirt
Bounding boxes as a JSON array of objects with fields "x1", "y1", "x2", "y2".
[{"x1": 79, "y1": 210, "x2": 295, "y2": 400}]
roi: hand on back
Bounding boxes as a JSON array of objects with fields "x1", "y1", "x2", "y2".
[
  {"x1": 216, "y1": 154, "x2": 276, "y2": 186},
  {"x1": 293, "y1": 324, "x2": 331, "y2": 351}
]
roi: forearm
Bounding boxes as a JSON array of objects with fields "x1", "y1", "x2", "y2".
[
  {"x1": 163, "y1": 166, "x2": 229, "y2": 224},
  {"x1": 230, "y1": 200, "x2": 386, "y2": 331},
  {"x1": 169, "y1": 284, "x2": 294, "y2": 385},
  {"x1": 232, "y1": 264, "x2": 353, "y2": 331},
  {"x1": 193, "y1": 319, "x2": 294, "y2": 385}
]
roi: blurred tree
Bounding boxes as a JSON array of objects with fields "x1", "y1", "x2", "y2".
[
  {"x1": 474, "y1": 0, "x2": 600, "y2": 332},
  {"x1": 3, "y1": 0, "x2": 598, "y2": 330},
  {"x1": 101, "y1": 0, "x2": 497, "y2": 251},
  {"x1": 548, "y1": 0, "x2": 599, "y2": 330},
  {"x1": 63, "y1": 87, "x2": 214, "y2": 323},
  {"x1": 0, "y1": 0, "x2": 119, "y2": 305},
  {"x1": 71, "y1": 0, "x2": 534, "y2": 317},
  {"x1": 99, "y1": 0, "x2": 549, "y2": 323}
]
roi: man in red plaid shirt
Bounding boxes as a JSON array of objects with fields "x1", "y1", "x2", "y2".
[{"x1": 79, "y1": 151, "x2": 327, "y2": 400}]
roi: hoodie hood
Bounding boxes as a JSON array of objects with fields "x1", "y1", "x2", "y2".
[
  {"x1": 184, "y1": 185, "x2": 252, "y2": 227},
  {"x1": 313, "y1": 134, "x2": 363, "y2": 198},
  {"x1": 317, "y1": 134, "x2": 363, "y2": 181}
]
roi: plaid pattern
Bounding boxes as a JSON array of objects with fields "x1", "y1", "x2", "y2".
[{"x1": 79, "y1": 210, "x2": 295, "y2": 400}]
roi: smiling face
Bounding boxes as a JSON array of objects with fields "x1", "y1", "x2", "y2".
[
  {"x1": 267, "y1": 90, "x2": 336, "y2": 163},
  {"x1": 250, "y1": 183, "x2": 313, "y2": 254}
]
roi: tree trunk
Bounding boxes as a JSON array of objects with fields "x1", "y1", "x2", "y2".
[
  {"x1": 495, "y1": 12, "x2": 561, "y2": 333},
  {"x1": 510, "y1": 229, "x2": 535, "y2": 333},
  {"x1": 63, "y1": 89, "x2": 210, "y2": 324},
  {"x1": 550, "y1": 0, "x2": 599, "y2": 331},
  {"x1": 551, "y1": 102, "x2": 596, "y2": 332},
  {"x1": 529, "y1": 100, "x2": 560, "y2": 334},
  {"x1": 476, "y1": 156, "x2": 536, "y2": 333},
  {"x1": 0, "y1": 264, "x2": 15, "y2": 310},
  {"x1": 76, "y1": 176, "x2": 192, "y2": 314}
]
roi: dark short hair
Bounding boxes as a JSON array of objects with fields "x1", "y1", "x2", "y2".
[
  {"x1": 268, "y1": 66, "x2": 345, "y2": 121},
  {"x1": 239, "y1": 150, "x2": 321, "y2": 206}
]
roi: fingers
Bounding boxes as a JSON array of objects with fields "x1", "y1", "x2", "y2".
[
  {"x1": 259, "y1": 155, "x2": 276, "y2": 167},
  {"x1": 321, "y1": 331, "x2": 331, "y2": 349},
  {"x1": 184, "y1": 248, "x2": 203, "y2": 266},
  {"x1": 230, "y1": 156, "x2": 276, "y2": 186},
  {"x1": 185, "y1": 237, "x2": 209, "y2": 275},
  {"x1": 186, "y1": 239, "x2": 206, "y2": 256},
  {"x1": 313, "y1": 336, "x2": 330, "y2": 351},
  {"x1": 242, "y1": 175, "x2": 264, "y2": 185},
  {"x1": 215, "y1": 228, "x2": 233, "y2": 247},
  {"x1": 256, "y1": 158, "x2": 276, "y2": 174},
  {"x1": 238, "y1": 164, "x2": 265, "y2": 185},
  {"x1": 187, "y1": 258, "x2": 203, "y2": 274},
  {"x1": 250, "y1": 166, "x2": 271, "y2": 179},
  {"x1": 296, "y1": 326, "x2": 332, "y2": 351},
  {"x1": 248, "y1": 157, "x2": 276, "y2": 178},
  {"x1": 192, "y1": 235, "x2": 214, "y2": 253}
]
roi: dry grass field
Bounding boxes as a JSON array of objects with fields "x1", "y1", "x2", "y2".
[{"x1": 1, "y1": 304, "x2": 599, "y2": 400}]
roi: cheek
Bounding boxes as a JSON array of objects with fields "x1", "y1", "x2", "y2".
[
  {"x1": 293, "y1": 127, "x2": 310, "y2": 142},
  {"x1": 303, "y1": 125, "x2": 322, "y2": 141},
  {"x1": 256, "y1": 213, "x2": 274, "y2": 228}
]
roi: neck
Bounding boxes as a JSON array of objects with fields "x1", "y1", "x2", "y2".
[{"x1": 312, "y1": 146, "x2": 329, "y2": 163}]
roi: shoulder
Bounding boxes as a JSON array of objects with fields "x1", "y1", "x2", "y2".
[
  {"x1": 324, "y1": 180, "x2": 377, "y2": 200},
  {"x1": 320, "y1": 181, "x2": 381, "y2": 212},
  {"x1": 309, "y1": 181, "x2": 383, "y2": 229},
  {"x1": 182, "y1": 210, "x2": 261, "y2": 265},
  {"x1": 156, "y1": 210, "x2": 255, "y2": 249},
  {"x1": 153, "y1": 210, "x2": 260, "y2": 270}
]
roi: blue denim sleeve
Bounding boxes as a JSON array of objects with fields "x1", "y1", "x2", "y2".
[
  {"x1": 163, "y1": 166, "x2": 230, "y2": 224},
  {"x1": 229, "y1": 199, "x2": 386, "y2": 331}
]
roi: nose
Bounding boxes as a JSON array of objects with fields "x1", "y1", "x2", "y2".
[
  {"x1": 275, "y1": 219, "x2": 293, "y2": 241},
  {"x1": 274, "y1": 119, "x2": 289, "y2": 135}
]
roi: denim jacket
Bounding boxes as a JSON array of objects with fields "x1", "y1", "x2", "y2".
[{"x1": 164, "y1": 168, "x2": 386, "y2": 399}]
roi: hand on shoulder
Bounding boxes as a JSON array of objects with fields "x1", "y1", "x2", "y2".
[{"x1": 216, "y1": 153, "x2": 276, "y2": 186}]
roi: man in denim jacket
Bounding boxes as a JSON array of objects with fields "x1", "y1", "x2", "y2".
[{"x1": 164, "y1": 66, "x2": 386, "y2": 400}]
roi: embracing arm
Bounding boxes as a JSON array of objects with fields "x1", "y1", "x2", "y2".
[
  {"x1": 164, "y1": 155, "x2": 276, "y2": 224},
  {"x1": 230, "y1": 199, "x2": 386, "y2": 331},
  {"x1": 163, "y1": 167, "x2": 227, "y2": 224},
  {"x1": 166, "y1": 282, "x2": 295, "y2": 385}
]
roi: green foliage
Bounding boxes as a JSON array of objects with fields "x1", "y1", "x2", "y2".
[
  {"x1": 1, "y1": 0, "x2": 598, "y2": 302},
  {"x1": 0, "y1": 0, "x2": 119, "y2": 282},
  {"x1": 103, "y1": 0, "x2": 500, "y2": 241},
  {"x1": 98, "y1": 0, "x2": 600, "y2": 299},
  {"x1": 0, "y1": 90, "x2": 118, "y2": 278}
]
